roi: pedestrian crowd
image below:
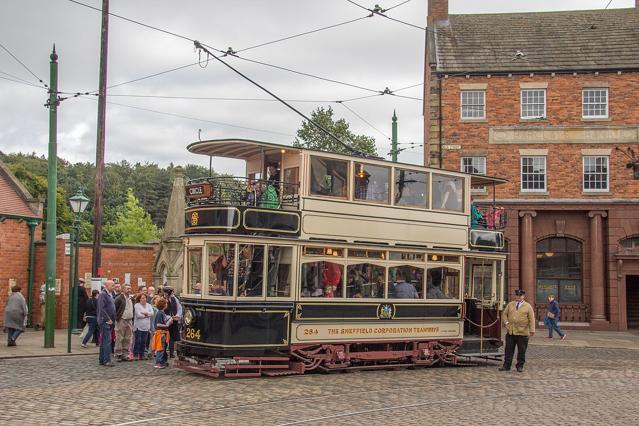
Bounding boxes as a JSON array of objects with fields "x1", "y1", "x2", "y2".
[{"x1": 91, "y1": 279, "x2": 182, "y2": 369}]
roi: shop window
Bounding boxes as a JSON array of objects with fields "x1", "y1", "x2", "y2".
[
  {"x1": 238, "y1": 244, "x2": 265, "y2": 297},
  {"x1": 427, "y1": 267, "x2": 461, "y2": 300},
  {"x1": 187, "y1": 248, "x2": 202, "y2": 296},
  {"x1": 346, "y1": 263, "x2": 385, "y2": 298},
  {"x1": 388, "y1": 265, "x2": 424, "y2": 299},
  {"x1": 310, "y1": 157, "x2": 348, "y2": 198},
  {"x1": 432, "y1": 174, "x2": 464, "y2": 212},
  {"x1": 301, "y1": 261, "x2": 344, "y2": 298},
  {"x1": 536, "y1": 237, "x2": 582, "y2": 303},
  {"x1": 394, "y1": 169, "x2": 428, "y2": 207},
  {"x1": 207, "y1": 243, "x2": 235, "y2": 296},
  {"x1": 354, "y1": 163, "x2": 390, "y2": 203},
  {"x1": 267, "y1": 246, "x2": 292, "y2": 297}
]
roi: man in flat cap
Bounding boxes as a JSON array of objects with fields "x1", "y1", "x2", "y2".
[{"x1": 499, "y1": 289, "x2": 535, "y2": 372}]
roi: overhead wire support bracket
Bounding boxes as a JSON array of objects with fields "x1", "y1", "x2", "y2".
[{"x1": 193, "y1": 40, "x2": 367, "y2": 157}]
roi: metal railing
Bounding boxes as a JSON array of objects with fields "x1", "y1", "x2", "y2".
[
  {"x1": 471, "y1": 205, "x2": 507, "y2": 230},
  {"x1": 186, "y1": 176, "x2": 300, "y2": 209}
]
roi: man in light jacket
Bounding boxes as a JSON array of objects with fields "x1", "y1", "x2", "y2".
[{"x1": 499, "y1": 289, "x2": 535, "y2": 373}]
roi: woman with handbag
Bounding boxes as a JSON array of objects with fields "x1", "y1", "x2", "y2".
[{"x1": 545, "y1": 294, "x2": 567, "y2": 340}]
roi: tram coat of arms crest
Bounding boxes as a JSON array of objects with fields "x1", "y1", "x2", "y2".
[
  {"x1": 378, "y1": 303, "x2": 394, "y2": 319},
  {"x1": 190, "y1": 211, "x2": 199, "y2": 226}
]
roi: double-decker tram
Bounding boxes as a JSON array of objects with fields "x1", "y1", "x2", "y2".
[{"x1": 176, "y1": 139, "x2": 507, "y2": 378}]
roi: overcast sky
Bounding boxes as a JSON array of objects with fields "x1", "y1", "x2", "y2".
[{"x1": 0, "y1": 0, "x2": 634, "y2": 176}]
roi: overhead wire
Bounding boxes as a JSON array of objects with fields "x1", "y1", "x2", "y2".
[
  {"x1": 0, "y1": 75, "x2": 46, "y2": 89},
  {"x1": 338, "y1": 102, "x2": 390, "y2": 140},
  {"x1": 0, "y1": 41, "x2": 48, "y2": 88}
]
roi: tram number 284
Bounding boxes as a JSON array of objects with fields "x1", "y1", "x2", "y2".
[{"x1": 185, "y1": 327, "x2": 201, "y2": 340}]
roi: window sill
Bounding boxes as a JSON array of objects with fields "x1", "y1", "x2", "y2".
[
  {"x1": 460, "y1": 119, "x2": 487, "y2": 123},
  {"x1": 519, "y1": 191, "x2": 548, "y2": 195},
  {"x1": 581, "y1": 117, "x2": 611, "y2": 122},
  {"x1": 519, "y1": 118, "x2": 548, "y2": 123},
  {"x1": 582, "y1": 191, "x2": 610, "y2": 195}
]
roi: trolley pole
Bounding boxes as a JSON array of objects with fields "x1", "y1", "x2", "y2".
[
  {"x1": 92, "y1": 0, "x2": 110, "y2": 277},
  {"x1": 44, "y1": 45, "x2": 59, "y2": 348},
  {"x1": 391, "y1": 110, "x2": 398, "y2": 162}
]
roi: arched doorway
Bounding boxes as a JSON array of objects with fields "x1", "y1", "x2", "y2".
[{"x1": 536, "y1": 237, "x2": 583, "y2": 306}]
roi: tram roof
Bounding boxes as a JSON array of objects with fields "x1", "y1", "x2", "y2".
[{"x1": 187, "y1": 139, "x2": 507, "y2": 186}]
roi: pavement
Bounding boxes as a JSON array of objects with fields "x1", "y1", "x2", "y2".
[
  {"x1": 2, "y1": 328, "x2": 639, "y2": 359},
  {"x1": 0, "y1": 345, "x2": 638, "y2": 425},
  {"x1": 0, "y1": 329, "x2": 99, "y2": 359}
]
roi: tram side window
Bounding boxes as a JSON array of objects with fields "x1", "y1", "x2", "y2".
[
  {"x1": 267, "y1": 246, "x2": 292, "y2": 297},
  {"x1": 208, "y1": 243, "x2": 236, "y2": 297},
  {"x1": 238, "y1": 244, "x2": 265, "y2": 297},
  {"x1": 394, "y1": 169, "x2": 428, "y2": 208},
  {"x1": 354, "y1": 163, "x2": 390, "y2": 203},
  {"x1": 301, "y1": 261, "x2": 344, "y2": 298},
  {"x1": 346, "y1": 263, "x2": 385, "y2": 298},
  {"x1": 388, "y1": 265, "x2": 423, "y2": 299},
  {"x1": 427, "y1": 267, "x2": 461, "y2": 300},
  {"x1": 432, "y1": 174, "x2": 464, "y2": 212},
  {"x1": 187, "y1": 248, "x2": 202, "y2": 296},
  {"x1": 310, "y1": 157, "x2": 348, "y2": 198}
]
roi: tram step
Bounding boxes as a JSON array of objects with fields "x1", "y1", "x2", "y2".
[{"x1": 262, "y1": 369, "x2": 302, "y2": 377}]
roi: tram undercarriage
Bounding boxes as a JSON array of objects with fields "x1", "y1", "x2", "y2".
[{"x1": 174, "y1": 338, "x2": 502, "y2": 378}]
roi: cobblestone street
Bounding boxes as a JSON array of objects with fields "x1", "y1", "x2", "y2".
[{"x1": 0, "y1": 345, "x2": 637, "y2": 425}]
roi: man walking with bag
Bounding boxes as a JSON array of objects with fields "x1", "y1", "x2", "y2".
[
  {"x1": 499, "y1": 289, "x2": 535, "y2": 373},
  {"x1": 545, "y1": 294, "x2": 567, "y2": 340}
]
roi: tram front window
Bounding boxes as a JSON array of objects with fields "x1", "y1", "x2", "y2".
[
  {"x1": 346, "y1": 263, "x2": 385, "y2": 298},
  {"x1": 238, "y1": 244, "x2": 265, "y2": 297},
  {"x1": 208, "y1": 243, "x2": 235, "y2": 297},
  {"x1": 432, "y1": 174, "x2": 464, "y2": 212},
  {"x1": 427, "y1": 267, "x2": 461, "y2": 300},
  {"x1": 301, "y1": 261, "x2": 344, "y2": 298},
  {"x1": 267, "y1": 246, "x2": 292, "y2": 297},
  {"x1": 388, "y1": 265, "x2": 423, "y2": 299},
  {"x1": 187, "y1": 248, "x2": 202, "y2": 296}
]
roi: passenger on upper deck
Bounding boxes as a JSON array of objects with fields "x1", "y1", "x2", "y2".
[{"x1": 427, "y1": 269, "x2": 446, "y2": 299}]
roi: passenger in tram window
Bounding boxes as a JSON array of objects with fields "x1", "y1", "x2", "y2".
[
  {"x1": 322, "y1": 262, "x2": 342, "y2": 298},
  {"x1": 393, "y1": 272, "x2": 419, "y2": 299},
  {"x1": 267, "y1": 164, "x2": 280, "y2": 184},
  {"x1": 193, "y1": 282, "x2": 201, "y2": 295},
  {"x1": 427, "y1": 269, "x2": 446, "y2": 299},
  {"x1": 209, "y1": 279, "x2": 226, "y2": 296},
  {"x1": 352, "y1": 286, "x2": 363, "y2": 298}
]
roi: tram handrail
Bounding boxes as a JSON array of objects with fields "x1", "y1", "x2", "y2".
[
  {"x1": 186, "y1": 176, "x2": 300, "y2": 209},
  {"x1": 471, "y1": 205, "x2": 507, "y2": 230}
]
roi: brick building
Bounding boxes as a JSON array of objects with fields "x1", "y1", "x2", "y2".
[
  {"x1": 424, "y1": 1, "x2": 639, "y2": 330},
  {"x1": 1, "y1": 159, "x2": 159, "y2": 329}
]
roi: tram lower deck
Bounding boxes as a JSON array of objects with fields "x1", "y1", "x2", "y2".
[{"x1": 175, "y1": 237, "x2": 505, "y2": 378}]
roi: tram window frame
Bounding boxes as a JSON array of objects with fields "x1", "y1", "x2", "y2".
[
  {"x1": 237, "y1": 244, "x2": 266, "y2": 298},
  {"x1": 353, "y1": 162, "x2": 391, "y2": 204},
  {"x1": 432, "y1": 174, "x2": 465, "y2": 213},
  {"x1": 346, "y1": 263, "x2": 386, "y2": 299},
  {"x1": 388, "y1": 265, "x2": 424, "y2": 299},
  {"x1": 266, "y1": 245, "x2": 294, "y2": 299},
  {"x1": 300, "y1": 260, "x2": 345, "y2": 299},
  {"x1": 186, "y1": 247, "x2": 203, "y2": 297},
  {"x1": 388, "y1": 251, "x2": 425, "y2": 262},
  {"x1": 394, "y1": 168, "x2": 429, "y2": 208},
  {"x1": 348, "y1": 249, "x2": 386, "y2": 260},
  {"x1": 426, "y1": 267, "x2": 462, "y2": 301},
  {"x1": 206, "y1": 242, "x2": 236, "y2": 299},
  {"x1": 303, "y1": 246, "x2": 344, "y2": 257},
  {"x1": 309, "y1": 156, "x2": 349, "y2": 199}
]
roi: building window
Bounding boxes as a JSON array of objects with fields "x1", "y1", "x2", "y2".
[
  {"x1": 582, "y1": 88, "x2": 608, "y2": 118},
  {"x1": 461, "y1": 90, "x2": 485, "y2": 120},
  {"x1": 536, "y1": 237, "x2": 582, "y2": 304},
  {"x1": 620, "y1": 237, "x2": 639, "y2": 251},
  {"x1": 521, "y1": 156, "x2": 546, "y2": 192},
  {"x1": 461, "y1": 157, "x2": 486, "y2": 192},
  {"x1": 521, "y1": 89, "x2": 546, "y2": 119},
  {"x1": 309, "y1": 156, "x2": 348, "y2": 198},
  {"x1": 583, "y1": 156, "x2": 609, "y2": 192}
]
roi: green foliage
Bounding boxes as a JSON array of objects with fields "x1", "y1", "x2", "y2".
[
  {"x1": 111, "y1": 188, "x2": 159, "y2": 243},
  {"x1": 0, "y1": 152, "x2": 214, "y2": 243},
  {"x1": 293, "y1": 106, "x2": 378, "y2": 156}
]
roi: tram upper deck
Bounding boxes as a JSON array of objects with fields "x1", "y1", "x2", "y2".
[{"x1": 185, "y1": 139, "x2": 506, "y2": 251}]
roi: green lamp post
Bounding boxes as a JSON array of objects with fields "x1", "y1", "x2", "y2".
[{"x1": 66, "y1": 189, "x2": 90, "y2": 353}]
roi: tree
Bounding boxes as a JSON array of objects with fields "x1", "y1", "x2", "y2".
[
  {"x1": 111, "y1": 188, "x2": 159, "y2": 244},
  {"x1": 293, "y1": 106, "x2": 378, "y2": 156}
]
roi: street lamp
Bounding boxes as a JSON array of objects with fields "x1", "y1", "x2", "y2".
[{"x1": 67, "y1": 189, "x2": 90, "y2": 353}]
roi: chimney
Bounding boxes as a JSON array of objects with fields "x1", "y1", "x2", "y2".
[{"x1": 428, "y1": 0, "x2": 449, "y2": 23}]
